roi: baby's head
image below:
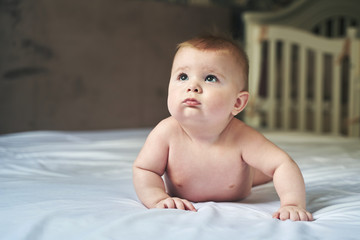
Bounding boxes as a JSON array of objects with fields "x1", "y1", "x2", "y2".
[
  {"x1": 174, "y1": 34, "x2": 249, "y2": 91},
  {"x1": 168, "y1": 34, "x2": 250, "y2": 123}
]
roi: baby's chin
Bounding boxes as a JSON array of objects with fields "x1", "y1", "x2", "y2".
[{"x1": 170, "y1": 112, "x2": 199, "y2": 123}]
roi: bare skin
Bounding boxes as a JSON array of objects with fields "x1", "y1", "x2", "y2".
[{"x1": 133, "y1": 46, "x2": 313, "y2": 221}]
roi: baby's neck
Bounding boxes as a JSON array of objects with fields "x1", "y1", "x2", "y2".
[{"x1": 179, "y1": 117, "x2": 235, "y2": 144}]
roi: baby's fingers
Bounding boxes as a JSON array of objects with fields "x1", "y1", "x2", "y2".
[
  {"x1": 156, "y1": 198, "x2": 196, "y2": 212},
  {"x1": 298, "y1": 210, "x2": 311, "y2": 221},
  {"x1": 301, "y1": 211, "x2": 314, "y2": 221},
  {"x1": 173, "y1": 198, "x2": 186, "y2": 210},
  {"x1": 290, "y1": 210, "x2": 313, "y2": 221},
  {"x1": 181, "y1": 199, "x2": 197, "y2": 212},
  {"x1": 280, "y1": 210, "x2": 291, "y2": 221},
  {"x1": 273, "y1": 207, "x2": 313, "y2": 221},
  {"x1": 275, "y1": 210, "x2": 296, "y2": 221},
  {"x1": 172, "y1": 198, "x2": 197, "y2": 211},
  {"x1": 155, "y1": 198, "x2": 175, "y2": 209},
  {"x1": 272, "y1": 209, "x2": 290, "y2": 220},
  {"x1": 290, "y1": 210, "x2": 301, "y2": 221}
]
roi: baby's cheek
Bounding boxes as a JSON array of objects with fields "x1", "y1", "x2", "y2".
[
  {"x1": 167, "y1": 93, "x2": 177, "y2": 114},
  {"x1": 211, "y1": 98, "x2": 234, "y2": 115}
]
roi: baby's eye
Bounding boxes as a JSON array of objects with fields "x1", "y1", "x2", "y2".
[
  {"x1": 178, "y1": 73, "x2": 189, "y2": 81},
  {"x1": 205, "y1": 75, "x2": 218, "y2": 83}
]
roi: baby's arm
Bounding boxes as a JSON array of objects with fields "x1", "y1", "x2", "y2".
[
  {"x1": 242, "y1": 129, "x2": 313, "y2": 221},
  {"x1": 271, "y1": 156, "x2": 313, "y2": 221},
  {"x1": 132, "y1": 120, "x2": 196, "y2": 211}
]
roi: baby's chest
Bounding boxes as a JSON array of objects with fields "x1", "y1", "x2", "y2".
[{"x1": 167, "y1": 144, "x2": 247, "y2": 182}]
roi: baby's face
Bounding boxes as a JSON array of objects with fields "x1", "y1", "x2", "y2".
[{"x1": 167, "y1": 47, "x2": 244, "y2": 125}]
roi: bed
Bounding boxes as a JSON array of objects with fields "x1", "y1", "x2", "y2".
[
  {"x1": 0, "y1": 129, "x2": 359, "y2": 239},
  {"x1": 243, "y1": 0, "x2": 360, "y2": 137}
]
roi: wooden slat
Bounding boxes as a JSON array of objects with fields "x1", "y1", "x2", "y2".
[
  {"x1": 247, "y1": 25, "x2": 263, "y2": 99},
  {"x1": 298, "y1": 46, "x2": 307, "y2": 131},
  {"x1": 267, "y1": 40, "x2": 277, "y2": 130},
  {"x1": 331, "y1": 60, "x2": 341, "y2": 135},
  {"x1": 314, "y1": 51, "x2": 324, "y2": 133},
  {"x1": 281, "y1": 41, "x2": 291, "y2": 130},
  {"x1": 347, "y1": 28, "x2": 360, "y2": 137}
]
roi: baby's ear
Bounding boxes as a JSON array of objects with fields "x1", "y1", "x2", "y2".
[{"x1": 232, "y1": 91, "x2": 249, "y2": 116}]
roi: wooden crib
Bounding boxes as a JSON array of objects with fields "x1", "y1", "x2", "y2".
[{"x1": 243, "y1": 0, "x2": 360, "y2": 137}]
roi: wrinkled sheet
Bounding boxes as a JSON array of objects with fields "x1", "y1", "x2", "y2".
[{"x1": 0, "y1": 129, "x2": 359, "y2": 240}]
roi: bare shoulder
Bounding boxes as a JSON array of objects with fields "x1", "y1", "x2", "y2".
[
  {"x1": 231, "y1": 118, "x2": 268, "y2": 145},
  {"x1": 139, "y1": 116, "x2": 182, "y2": 154},
  {"x1": 148, "y1": 116, "x2": 180, "y2": 141},
  {"x1": 233, "y1": 119, "x2": 291, "y2": 171},
  {"x1": 133, "y1": 117, "x2": 180, "y2": 174},
  {"x1": 231, "y1": 119, "x2": 280, "y2": 157}
]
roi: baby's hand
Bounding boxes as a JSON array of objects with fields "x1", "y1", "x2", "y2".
[
  {"x1": 273, "y1": 205, "x2": 313, "y2": 221},
  {"x1": 155, "y1": 197, "x2": 197, "y2": 212}
]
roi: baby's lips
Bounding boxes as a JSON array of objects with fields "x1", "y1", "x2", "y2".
[{"x1": 183, "y1": 98, "x2": 201, "y2": 106}]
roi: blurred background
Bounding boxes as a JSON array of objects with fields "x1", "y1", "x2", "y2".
[{"x1": 0, "y1": 0, "x2": 296, "y2": 134}]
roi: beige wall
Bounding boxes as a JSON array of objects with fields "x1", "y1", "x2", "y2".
[{"x1": 0, "y1": 0, "x2": 231, "y2": 133}]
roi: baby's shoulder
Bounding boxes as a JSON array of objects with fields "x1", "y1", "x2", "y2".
[
  {"x1": 230, "y1": 118, "x2": 267, "y2": 144},
  {"x1": 150, "y1": 117, "x2": 181, "y2": 139},
  {"x1": 156, "y1": 116, "x2": 180, "y2": 131}
]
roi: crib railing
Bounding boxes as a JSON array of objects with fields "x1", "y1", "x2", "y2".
[
  {"x1": 312, "y1": 15, "x2": 358, "y2": 38},
  {"x1": 246, "y1": 25, "x2": 360, "y2": 137}
]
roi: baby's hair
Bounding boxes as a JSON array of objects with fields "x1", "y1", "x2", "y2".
[{"x1": 176, "y1": 34, "x2": 249, "y2": 90}]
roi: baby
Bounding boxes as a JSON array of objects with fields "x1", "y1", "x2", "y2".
[{"x1": 133, "y1": 34, "x2": 313, "y2": 221}]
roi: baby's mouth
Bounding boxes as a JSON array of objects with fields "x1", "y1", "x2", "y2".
[{"x1": 183, "y1": 98, "x2": 201, "y2": 106}]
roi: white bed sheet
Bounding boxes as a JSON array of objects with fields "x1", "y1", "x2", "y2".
[{"x1": 0, "y1": 129, "x2": 359, "y2": 240}]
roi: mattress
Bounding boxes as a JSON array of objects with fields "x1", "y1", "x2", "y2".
[{"x1": 0, "y1": 129, "x2": 359, "y2": 240}]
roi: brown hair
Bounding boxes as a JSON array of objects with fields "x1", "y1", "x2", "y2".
[{"x1": 176, "y1": 34, "x2": 249, "y2": 90}]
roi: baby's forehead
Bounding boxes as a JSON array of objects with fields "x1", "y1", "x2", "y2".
[
  {"x1": 178, "y1": 45, "x2": 230, "y2": 54},
  {"x1": 172, "y1": 47, "x2": 233, "y2": 71},
  {"x1": 174, "y1": 47, "x2": 238, "y2": 63}
]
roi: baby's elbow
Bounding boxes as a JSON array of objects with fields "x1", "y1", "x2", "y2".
[
  {"x1": 273, "y1": 157, "x2": 300, "y2": 176},
  {"x1": 132, "y1": 161, "x2": 146, "y2": 178},
  {"x1": 132, "y1": 162, "x2": 145, "y2": 175},
  {"x1": 132, "y1": 162, "x2": 164, "y2": 177}
]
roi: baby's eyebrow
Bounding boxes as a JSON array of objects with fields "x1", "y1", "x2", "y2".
[
  {"x1": 171, "y1": 67, "x2": 190, "y2": 77},
  {"x1": 173, "y1": 66, "x2": 189, "y2": 73},
  {"x1": 203, "y1": 67, "x2": 225, "y2": 79}
]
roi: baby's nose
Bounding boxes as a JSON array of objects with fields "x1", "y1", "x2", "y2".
[
  {"x1": 187, "y1": 84, "x2": 202, "y2": 93},
  {"x1": 187, "y1": 87, "x2": 199, "y2": 92}
]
